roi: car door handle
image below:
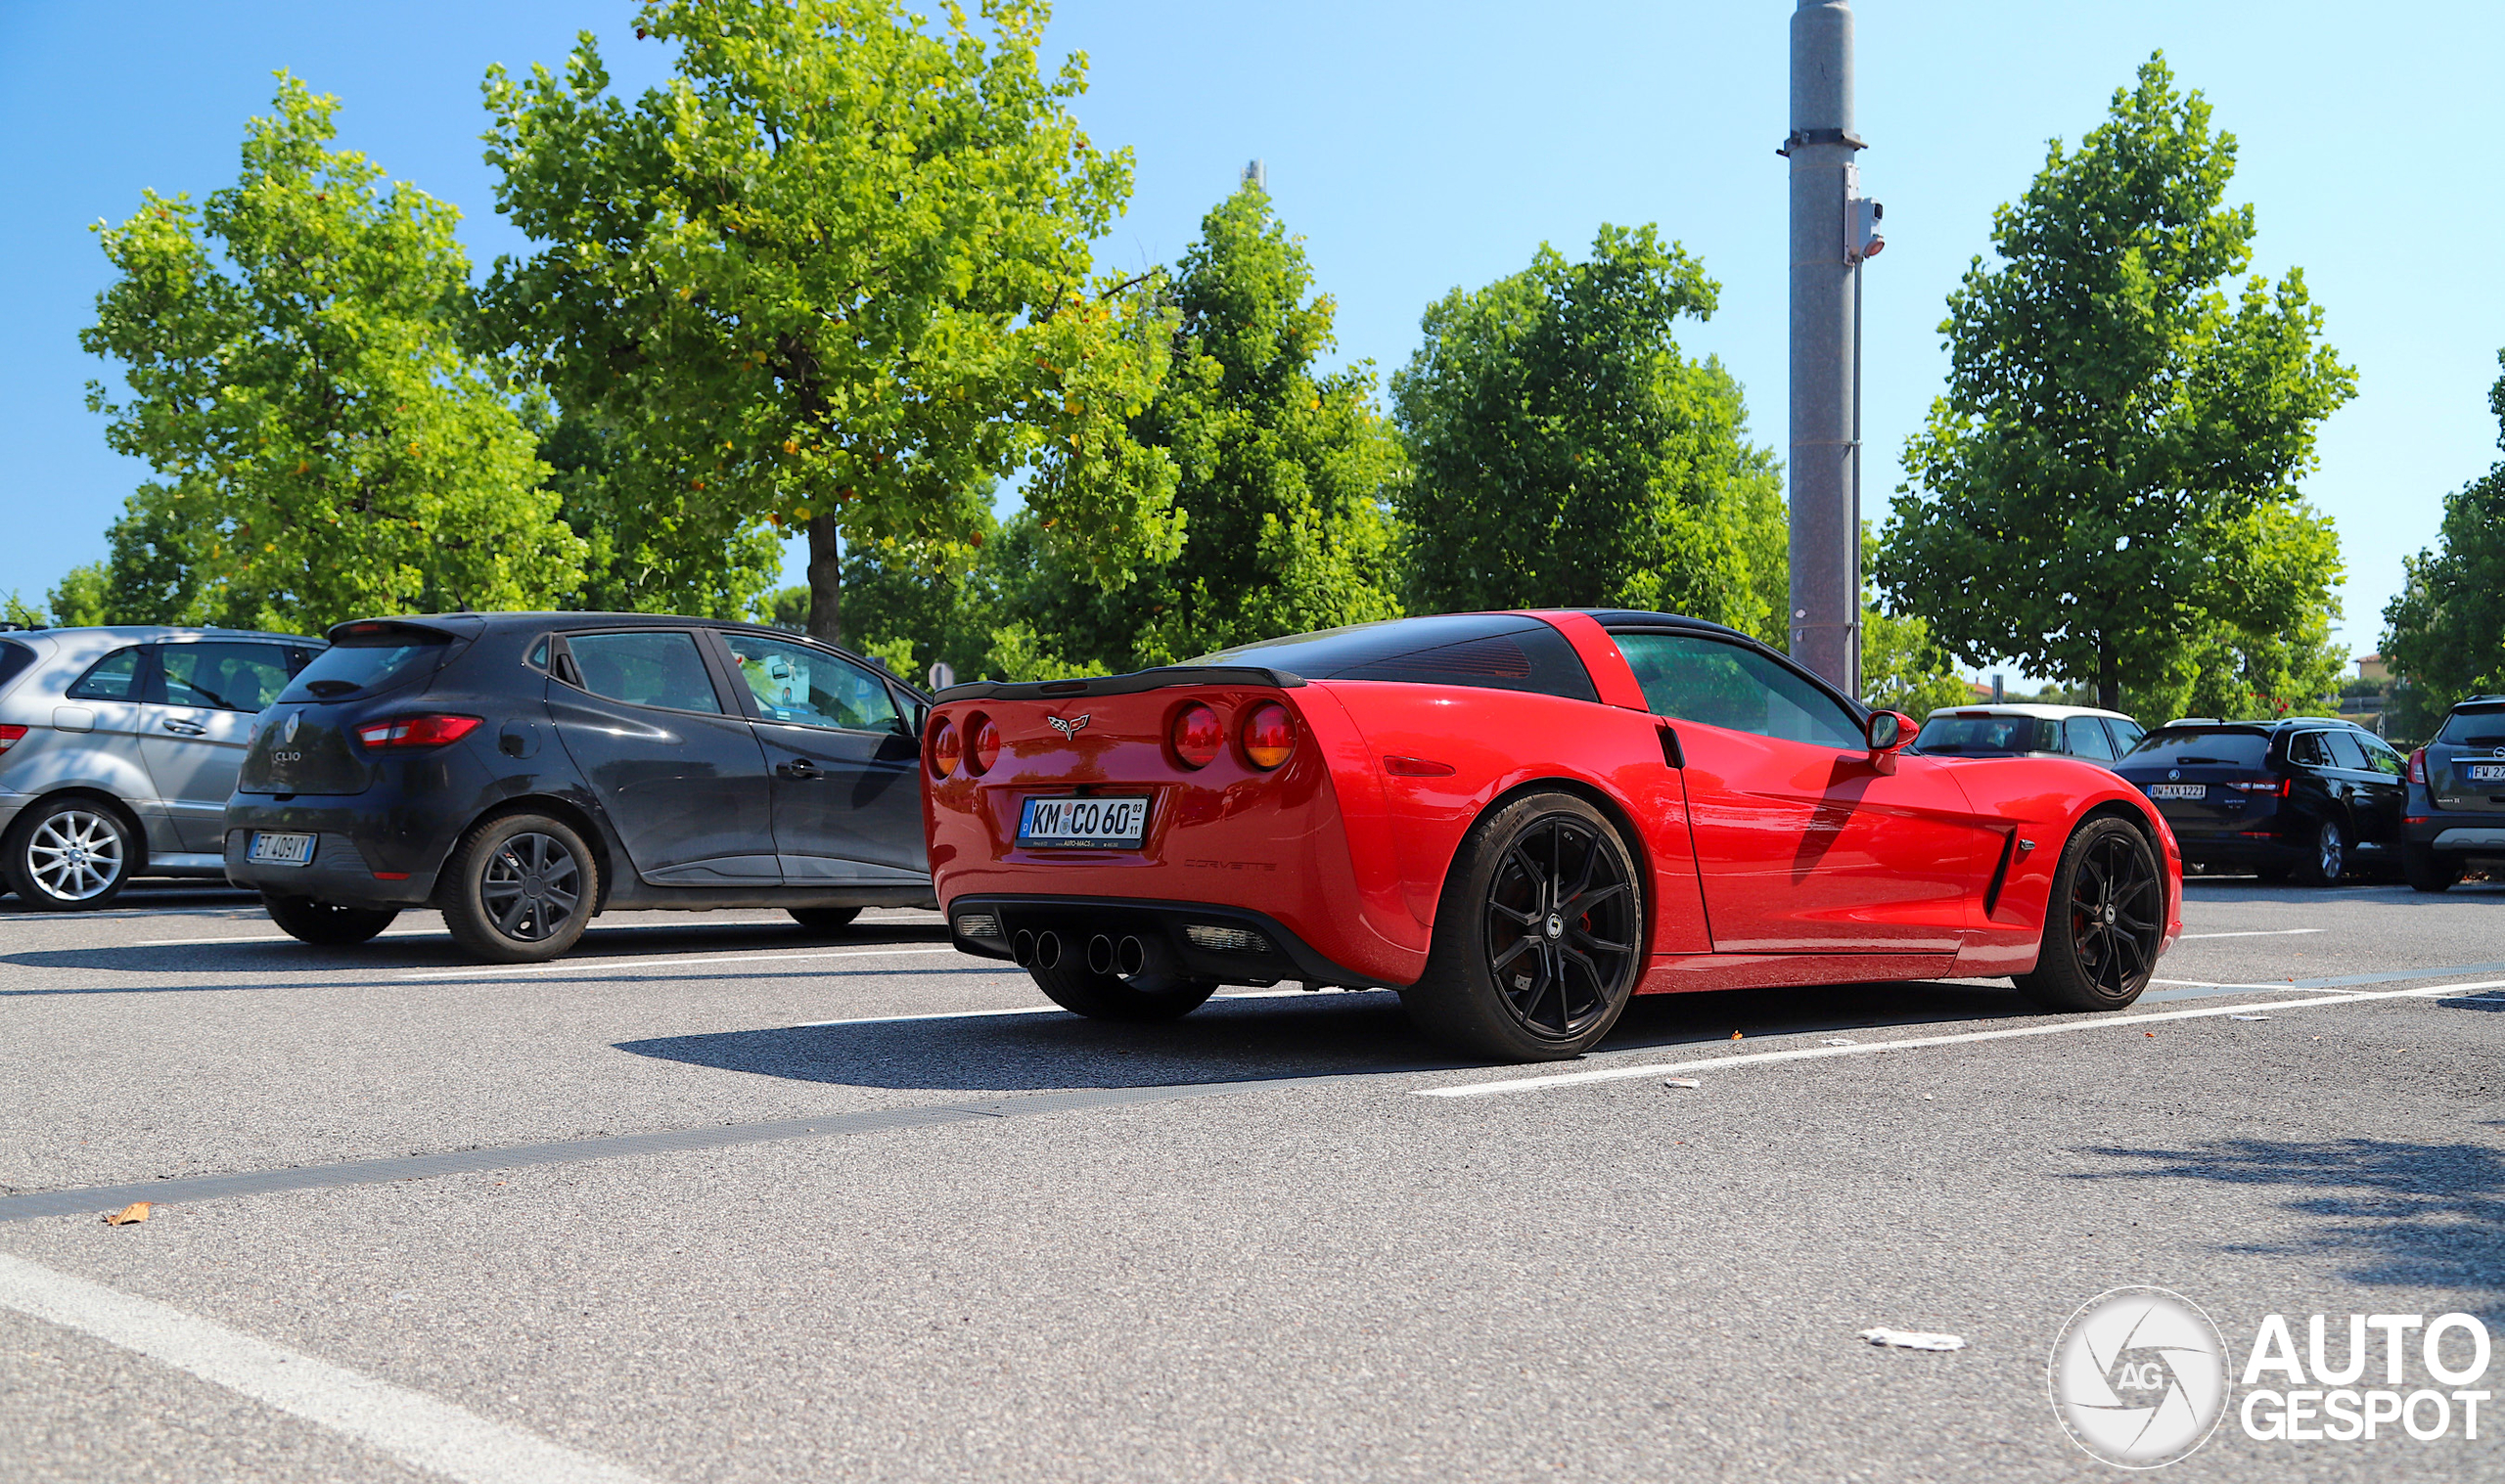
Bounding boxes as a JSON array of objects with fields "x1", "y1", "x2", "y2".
[
  {"x1": 159, "y1": 718, "x2": 206, "y2": 736},
  {"x1": 776, "y1": 759, "x2": 825, "y2": 781}
]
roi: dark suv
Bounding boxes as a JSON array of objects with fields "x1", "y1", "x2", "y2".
[
  {"x1": 2402, "y1": 696, "x2": 2505, "y2": 892},
  {"x1": 224, "y1": 613, "x2": 934, "y2": 961},
  {"x1": 2113, "y1": 718, "x2": 2407, "y2": 885}
]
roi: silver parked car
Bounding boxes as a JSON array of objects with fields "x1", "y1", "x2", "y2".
[{"x1": 0, "y1": 625, "x2": 323, "y2": 909}]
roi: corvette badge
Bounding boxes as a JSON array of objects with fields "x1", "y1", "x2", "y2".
[{"x1": 1048, "y1": 714, "x2": 1090, "y2": 738}]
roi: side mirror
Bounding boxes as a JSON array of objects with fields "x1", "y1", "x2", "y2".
[{"x1": 1865, "y1": 709, "x2": 1916, "y2": 754}]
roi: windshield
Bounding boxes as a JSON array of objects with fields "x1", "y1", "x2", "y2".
[
  {"x1": 2123, "y1": 728, "x2": 2271, "y2": 768},
  {"x1": 281, "y1": 630, "x2": 448, "y2": 702},
  {"x1": 2437, "y1": 704, "x2": 2505, "y2": 746},
  {"x1": 1914, "y1": 714, "x2": 2059, "y2": 754}
]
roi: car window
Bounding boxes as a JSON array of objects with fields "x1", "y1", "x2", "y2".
[
  {"x1": 564, "y1": 631, "x2": 724, "y2": 715},
  {"x1": 2064, "y1": 716, "x2": 2118, "y2": 759},
  {"x1": 1615, "y1": 633, "x2": 1864, "y2": 750},
  {"x1": 0, "y1": 640, "x2": 36, "y2": 695},
  {"x1": 2322, "y1": 731, "x2": 2372, "y2": 772},
  {"x1": 2436, "y1": 705, "x2": 2505, "y2": 746},
  {"x1": 159, "y1": 642, "x2": 292, "y2": 712},
  {"x1": 2105, "y1": 719, "x2": 2145, "y2": 755},
  {"x1": 283, "y1": 628, "x2": 449, "y2": 702},
  {"x1": 1200, "y1": 613, "x2": 1601, "y2": 703},
  {"x1": 719, "y1": 631, "x2": 901, "y2": 733},
  {"x1": 2356, "y1": 735, "x2": 2405, "y2": 776},
  {"x1": 2123, "y1": 729, "x2": 2270, "y2": 768},
  {"x1": 2285, "y1": 732, "x2": 2329, "y2": 767},
  {"x1": 1914, "y1": 713, "x2": 2058, "y2": 754},
  {"x1": 66, "y1": 646, "x2": 145, "y2": 701}
]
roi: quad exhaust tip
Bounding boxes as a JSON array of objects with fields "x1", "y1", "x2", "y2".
[
  {"x1": 1116, "y1": 935, "x2": 1148, "y2": 977},
  {"x1": 1011, "y1": 929, "x2": 1063, "y2": 968},
  {"x1": 1086, "y1": 934, "x2": 1117, "y2": 975}
]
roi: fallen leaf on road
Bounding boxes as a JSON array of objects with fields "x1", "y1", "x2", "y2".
[
  {"x1": 103, "y1": 1202, "x2": 151, "y2": 1227},
  {"x1": 1730, "y1": 1030, "x2": 1744, "y2": 1041},
  {"x1": 2145, "y1": 1031, "x2": 2156, "y2": 1038},
  {"x1": 1662, "y1": 1077, "x2": 1701, "y2": 1090},
  {"x1": 1860, "y1": 1327, "x2": 1966, "y2": 1351}
]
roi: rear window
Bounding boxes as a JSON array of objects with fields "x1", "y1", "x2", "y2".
[
  {"x1": 282, "y1": 627, "x2": 450, "y2": 702},
  {"x1": 0, "y1": 640, "x2": 35, "y2": 695},
  {"x1": 1198, "y1": 615, "x2": 1600, "y2": 703},
  {"x1": 2437, "y1": 704, "x2": 2505, "y2": 747},
  {"x1": 1915, "y1": 713, "x2": 2059, "y2": 755},
  {"x1": 2124, "y1": 728, "x2": 2271, "y2": 768}
]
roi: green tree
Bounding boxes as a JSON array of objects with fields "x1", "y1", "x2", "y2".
[
  {"x1": 532, "y1": 409, "x2": 782, "y2": 617},
  {"x1": 1859, "y1": 531, "x2": 1971, "y2": 718},
  {"x1": 989, "y1": 186, "x2": 1403, "y2": 670},
  {"x1": 1390, "y1": 223, "x2": 1786, "y2": 639},
  {"x1": 81, "y1": 75, "x2": 583, "y2": 634},
  {"x1": 1879, "y1": 55, "x2": 2354, "y2": 712},
  {"x1": 2382, "y1": 348, "x2": 2505, "y2": 708},
  {"x1": 479, "y1": 0, "x2": 1179, "y2": 648}
]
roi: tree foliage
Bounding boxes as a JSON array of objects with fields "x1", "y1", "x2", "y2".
[
  {"x1": 1879, "y1": 55, "x2": 2354, "y2": 711},
  {"x1": 80, "y1": 74, "x2": 582, "y2": 633},
  {"x1": 478, "y1": 0, "x2": 1179, "y2": 646},
  {"x1": 1390, "y1": 224, "x2": 1785, "y2": 638},
  {"x1": 2382, "y1": 348, "x2": 2505, "y2": 706}
]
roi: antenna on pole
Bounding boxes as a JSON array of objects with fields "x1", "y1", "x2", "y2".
[
  {"x1": 1242, "y1": 158, "x2": 1267, "y2": 192},
  {"x1": 1783, "y1": 0, "x2": 1878, "y2": 698}
]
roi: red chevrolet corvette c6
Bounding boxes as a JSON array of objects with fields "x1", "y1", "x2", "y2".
[{"x1": 922, "y1": 610, "x2": 2182, "y2": 1061}]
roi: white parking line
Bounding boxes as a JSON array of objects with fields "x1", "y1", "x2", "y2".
[
  {"x1": 2173, "y1": 928, "x2": 2327, "y2": 940},
  {"x1": 398, "y1": 945, "x2": 968, "y2": 981},
  {"x1": 1417, "y1": 979, "x2": 2505, "y2": 1100},
  {"x1": 0, "y1": 1252, "x2": 651, "y2": 1484}
]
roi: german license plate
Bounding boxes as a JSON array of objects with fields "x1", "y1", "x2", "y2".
[
  {"x1": 247, "y1": 831, "x2": 316, "y2": 866},
  {"x1": 1018, "y1": 795, "x2": 1150, "y2": 848},
  {"x1": 2470, "y1": 763, "x2": 2505, "y2": 783},
  {"x1": 2146, "y1": 784, "x2": 2205, "y2": 800}
]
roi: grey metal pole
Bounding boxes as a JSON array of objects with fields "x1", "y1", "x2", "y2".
[{"x1": 1786, "y1": 0, "x2": 1861, "y2": 696}]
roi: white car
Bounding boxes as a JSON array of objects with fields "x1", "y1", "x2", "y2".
[{"x1": 1911, "y1": 703, "x2": 2145, "y2": 769}]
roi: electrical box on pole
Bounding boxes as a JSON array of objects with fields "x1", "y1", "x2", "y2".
[{"x1": 1783, "y1": 0, "x2": 1872, "y2": 698}]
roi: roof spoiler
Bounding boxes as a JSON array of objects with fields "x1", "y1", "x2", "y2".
[
  {"x1": 934, "y1": 665, "x2": 1306, "y2": 704},
  {"x1": 324, "y1": 615, "x2": 481, "y2": 645}
]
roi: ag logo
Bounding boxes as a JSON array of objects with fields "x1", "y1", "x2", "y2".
[{"x1": 2049, "y1": 1286, "x2": 2228, "y2": 1468}]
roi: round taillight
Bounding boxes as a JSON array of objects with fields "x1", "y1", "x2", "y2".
[
  {"x1": 970, "y1": 715, "x2": 1002, "y2": 775},
  {"x1": 931, "y1": 718, "x2": 962, "y2": 778},
  {"x1": 1171, "y1": 702, "x2": 1223, "y2": 769},
  {"x1": 1243, "y1": 701, "x2": 1295, "y2": 769}
]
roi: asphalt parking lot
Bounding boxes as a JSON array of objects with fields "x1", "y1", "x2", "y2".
[{"x1": 4, "y1": 876, "x2": 2501, "y2": 1482}]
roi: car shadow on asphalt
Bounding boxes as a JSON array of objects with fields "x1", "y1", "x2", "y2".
[
  {"x1": 615, "y1": 976, "x2": 2050, "y2": 1094},
  {"x1": 2066, "y1": 1136, "x2": 2505, "y2": 1315}
]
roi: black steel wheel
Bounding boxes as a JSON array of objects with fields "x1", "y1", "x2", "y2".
[
  {"x1": 440, "y1": 813, "x2": 597, "y2": 963},
  {"x1": 2015, "y1": 817, "x2": 2164, "y2": 1012},
  {"x1": 262, "y1": 893, "x2": 399, "y2": 946},
  {"x1": 3, "y1": 797, "x2": 136, "y2": 910},
  {"x1": 1402, "y1": 791, "x2": 1644, "y2": 1060}
]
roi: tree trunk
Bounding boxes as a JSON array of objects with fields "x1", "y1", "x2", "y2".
[
  {"x1": 806, "y1": 515, "x2": 843, "y2": 648},
  {"x1": 2097, "y1": 638, "x2": 2119, "y2": 713}
]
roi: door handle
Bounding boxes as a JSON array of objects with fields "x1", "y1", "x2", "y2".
[
  {"x1": 776, "y1": 759, "x2": 825, "y2": 781},
  {"x1": 159, "y1": 718, "x2": 206, "y2": 736}
]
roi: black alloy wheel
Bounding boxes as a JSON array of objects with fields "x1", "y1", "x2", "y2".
[
  {"x1": 441, "y1": 813, "x2": 598, "y2": 963},
  {"x1": 788, "y1": 906, "x2": 863, "y2": 934},
  {"x1": 2015, "y1": 817, "x2": 2164, "y2": 1012},
  {"x1": 3, "y1": 797, "x2": 137, "y2": 911},
  {"x1": 2401, "y1": 842, "x2": 2462, "y2": 894},
  {"x1": 2294, "y1": 818, "x2": 2346, "y2": 887},
  {"x1": 263, "y1": 893, "x2": 400, "y2": 946},
  {"x1": 1403, "y1": 791, "x2": 1645, "y2": 1061}
]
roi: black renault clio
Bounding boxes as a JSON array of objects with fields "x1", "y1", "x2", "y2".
[{"x1": 225, "y1": 613, "x2": 934, "y2": 961}]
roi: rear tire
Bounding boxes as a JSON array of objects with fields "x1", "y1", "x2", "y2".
[
  {"x1": 788, "y1": 906, "x2": 863, "y2": 933},
  {"x1": 2402, "y1": 843, "x2": 2462, "y2": 894},
  {"x1": 1398, "y1": 791, "x2": 1645, "y2": 1061},
  {"x1": 262, "y1": 894, "x2": 398, "y2": 946},
  {"x1": 2292, "y1": 818, "x2": 2346, "y2": 886},
  {"x1": 439, "y1": 813, "x2": 597, "y2": 964},
  {"x1": 2015, "y1": 817, "x2": 2164, "y2": 1012},
  {"x1": 1027, "y1": 953, "x2": 1217, "y2": 1022},
  {"x1": 3, "y1": 797, "x2": 137, "y2": 911}
]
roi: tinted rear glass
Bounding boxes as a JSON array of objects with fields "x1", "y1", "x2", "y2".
[
  {"x1": 1199, "y1": 615, "x2": 1600, "y2": 703},
  {"x1": 2124, "y1": 729, "x2": 2271, "y2": 768},
  {"x1": 0, "y1": 640, "x2": 34, "y2": 695},
  {"x1": 1916, "y1": 714, "x2": 2059, "y2": 754},
  {"x1": 2437, "y1": 704, "x2": 2505, "y2": 746},
  {"x1": 282, "y1": 629, "x2": 449, "y2": 702},
  {"x1": 66, "y1": 646, "x2": 145, "y2": 701}
]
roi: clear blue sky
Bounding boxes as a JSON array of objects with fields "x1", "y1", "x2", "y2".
[{"x1": 5, "y1": 1, "x2": 2500, "y2": 674}]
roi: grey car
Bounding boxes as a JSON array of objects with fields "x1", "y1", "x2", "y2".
[{"x1": 0, "y1": 625, "x2": 322, "y2": 909}]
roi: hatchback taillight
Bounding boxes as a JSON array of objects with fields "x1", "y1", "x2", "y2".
[
  {"x1": 969, "y1": 715, "x2": 1001, "y2": 775},
  {"x1": 352, "y1": 714, "x2": 481, "y2": 749},
  {"x1": 931, "y1": 718, "x2": 962, "y2": 778},
  {"x1": 2225, "y1": 779, "x2": 2291, "y2": 798},
  {"x1": 2409, "y1": 748, "x2": 2428, "y2": 785},
  {"x1": 0, "y1": 724, "x2": 24, "y2": 753},
  {"x1": 1242, "y1": 702, "x2": 1295, "y2": 769},
  {"x1": 1172, "y1": 703, "x2": 1223, "y2": 769}
]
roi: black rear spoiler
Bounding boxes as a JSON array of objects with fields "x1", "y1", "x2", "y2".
[
  {"x1": 324, "y1": 615, "x2": 482, "y2": 646},
  {"x1": 934, "y1": 665, "x2": 1305, "y2": 704}
]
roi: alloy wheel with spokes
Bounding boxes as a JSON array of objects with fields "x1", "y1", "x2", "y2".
[
  {"x1": 2016, "y1": 817, "x2": 2164, "y2": 1012},
  {"x1": 1403, "y1": 791, "x2": 1646, "y2": 1060},
  {"x1": 441, "y1": 812, "x2": 599, "y2": 963},
  {"x1": 6, "y1": 800, "x2": 135, "y2": 910}
]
